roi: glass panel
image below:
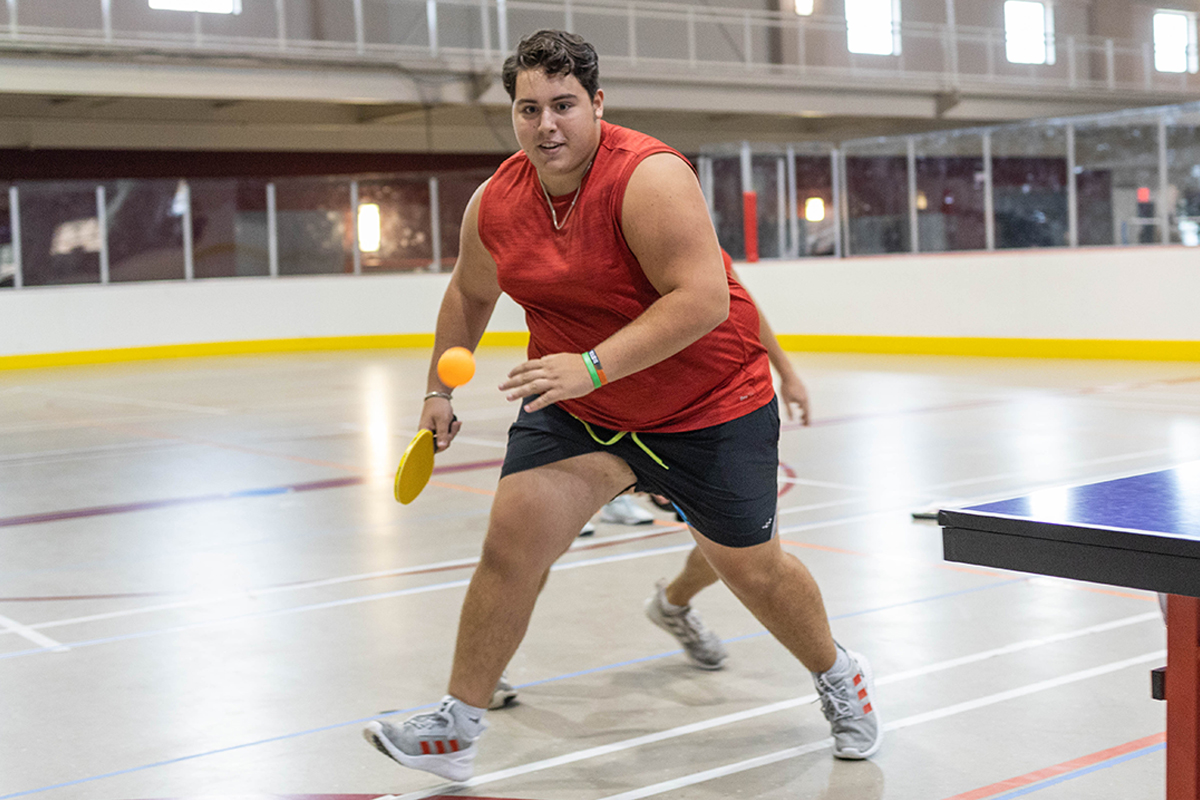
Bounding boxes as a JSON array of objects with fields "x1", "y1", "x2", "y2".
[
  {"x1": 434, "y1": 0, "x2": 487, "y2": 51},
  {"x1": 275, "y1": 178, "x2": 352, "y2": 276},
  {"x1": 709, "y1": 157, "x2": 744, "y2": 259},
  {"x1": 279, "y1": 0, "x2": 357, "y2": 46},
  {"x1": 17, "y1": 181, "x2": 102, "y2": 287},
  {"x1": 794, "y1": 155, "x2": 835, "y2": 257},
  {"x1": 0, "y1": 184, "x2": 13, "y2": 289},
  {"x1": 914, "y1": 132, "x2": 987, "y2": 252},
  {"x1": 991, "y1": 124, "x2": 1068, "y2": 249},
  {"x1": 845, "y1": 139, "x2": 910, "y2": 255},
  {"x1": 1167, "y1": 110, "x2": 1200, "y2": 247},
  {"x1": 113, "y1": 0, "x2": 193, "y2": 38},
  {"x1": 1074, "y1": 119, "x2": 1161, "y2": 246},
  {"x1": 436, "y1": 171, "x2": 489, "y2": 271},
  {"x1": 751, "y1": 155, "x2": 783, "y2": 259},
  {"x1": 13, "y1": 1, "x2": 103, "y2": 32},
  {"x1": 570, "y1": 8, "x2": 629, "y2": 65},
  {"x1": 105, "y1": 179, "x2": 187, "y2": 282},
  {"x1": 116, "y1": 0, "x2": 277, "y2": 41},
  {"x1": 357, "y1": 178, "x2": 432, "y2": 273},
  {"x1": 363, "y1": 0, "x2": 428, "y2": 50},
  {"x1": 190, "y1": 178, "x2": 271, "y2": 278}
]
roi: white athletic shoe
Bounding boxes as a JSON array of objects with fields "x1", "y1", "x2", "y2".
[
  {"x1": 363, "y1": 697, "x2": 483, "y2": 782},
  {"x1": 600, "y1": 496, "x2": 655, "y2": 525},
  {"x1": 644, "y1": 580, "x2": 727, "y2": 669},
  {"x1": 489, "y1": 673, "x2": 518, "y2": 709},
  {"x1": 812, "y1": 647, "x2": 882, "y2": 759}
]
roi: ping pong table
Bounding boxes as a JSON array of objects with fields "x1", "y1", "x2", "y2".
[{"x1": 939, "y1": 462, "x2": 1200, "y2": 800}]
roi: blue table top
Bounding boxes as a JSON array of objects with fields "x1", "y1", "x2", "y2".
[
  {"x1": 939, "y1": 462, "x2": 1200, "y2": 595},
  {"x1": 962, "y1": 462, "x2": 1200, "y2": 541}
]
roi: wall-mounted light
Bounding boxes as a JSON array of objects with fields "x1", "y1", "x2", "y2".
[
  {"x1": 916, "y1": 191, "x2": 928, "y2": 211},
  {"x1": 795, "y1": 0, "x2": 815, "y2": 15},
  {"x1": 804, "y1": 197, "x2": 826, "y2": 222},
  {"x1": 358, "y1": 203, "x2": 382, "y2": 253}
]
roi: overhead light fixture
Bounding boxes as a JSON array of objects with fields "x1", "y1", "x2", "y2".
[
  {"x1": 795, "y1": 0, "x2": 815, "y2": 15},
  {"x1": 358, "y1": 203, "x2": 382, "y2": 253}
]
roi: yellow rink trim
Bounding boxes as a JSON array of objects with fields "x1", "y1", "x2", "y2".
[
  {"x1": 775, "y1": 335, "x2": 1200, "y2": 361},
  {"x1": 0, "y1": 332, "x2": 531, "y2": 370},
  {"x1": 5, "y1": 332, "x2": 1200, "y2": 370}
]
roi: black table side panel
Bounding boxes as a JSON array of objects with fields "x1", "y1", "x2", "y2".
[
  {"x1": 942, "y1": 526, "x2": 1200, "y2": 597},
  {"x1": 938, "y1": 509, "x2": 1200, "y2": 561}
]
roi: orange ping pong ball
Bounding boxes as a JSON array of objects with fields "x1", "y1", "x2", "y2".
[{"x1": 437, "y1": 346, "x2": 476, "y2": 387}]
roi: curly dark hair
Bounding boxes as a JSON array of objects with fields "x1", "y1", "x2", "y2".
[{"x1": 501, "y1": 30, "x2": 600, "y2": 100}]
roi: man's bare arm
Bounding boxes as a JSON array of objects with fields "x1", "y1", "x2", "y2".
[{"x1": 423, "y1": 181, "x2": 502, "y2": 449}]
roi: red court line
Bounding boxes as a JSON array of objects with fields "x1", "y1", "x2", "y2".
[
  {"x1": 0, "y1": 476, "x2": 365, "y2": 528},
  {"x1": 940, "y1": 732, "x2": 1166, "y2": 800}
]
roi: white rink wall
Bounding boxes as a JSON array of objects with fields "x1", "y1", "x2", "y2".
[{"x1": 0, "y1": 246, "x2": 1197, "y2": 361}]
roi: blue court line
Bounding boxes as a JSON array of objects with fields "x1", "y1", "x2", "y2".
[
  {"x1": 0, "y1": 574, "x2": 1031, "y2": 799},
  {"x1": 987, "y1": 741, "x2": 1165, "y2": 799}
]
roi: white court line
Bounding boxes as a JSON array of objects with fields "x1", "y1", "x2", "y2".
[
  {"x1": 2, "y1": 527, "x2": 693, "y2": 637},
  {"x1": 24, "y1": 388, "x2": 232, "y2": 415},
  {"x1": 589, "y1": 649, "x2": 1167, "y2": 800},
  {"x1": 0, "y1": 412, "x2": 219, "y2": 435},
  {"x1": 4, "y1": 453, "x2": 1175, "y2": 640},
  {"x1": 0, "y1": 614, "x2": 69, "y2": 652},
  {"x1": 380, "y1": 617, "x2": 1163, "y2": 800},
  {"x1": 1074, "y1": 399, "x2": 1200, "y2": 414},
  {"x1": 777, "y1": 476, "x2": 870, "y2": 491},
  {"x1": 0, "y1": 441, "x2": 185, "y2": 467}
]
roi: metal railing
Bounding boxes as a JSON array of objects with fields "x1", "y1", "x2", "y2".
[
  {"x1": 2, "y1": 0, "x2": 1197, "y2": 95},
  {"x1": 700, "y1": 101, "x2": 1200, "y2": 259}
]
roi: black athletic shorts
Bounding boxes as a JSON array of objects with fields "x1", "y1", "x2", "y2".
[{"x1": 500, "y1": 397, "x2": 780, "y2": 547}]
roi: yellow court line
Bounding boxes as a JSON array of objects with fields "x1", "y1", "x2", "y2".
[
  {"x1": 0, "y1": 332, "x2": 531, "y2": 371},
  {"x1": 776, "y1": 335, "x2": 1200, "y2": 361},
  {"x1": 6, "y1": 332, "x2": 1200, "y2": 370}
]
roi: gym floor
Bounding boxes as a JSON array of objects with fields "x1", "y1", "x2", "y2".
[{"x1": 1, "y1": 349, "x2": 1190, "y2": 800}]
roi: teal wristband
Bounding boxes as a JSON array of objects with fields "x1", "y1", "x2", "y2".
[{"x1": 582, "y1": 352, "x2": 602, "y2": 389}]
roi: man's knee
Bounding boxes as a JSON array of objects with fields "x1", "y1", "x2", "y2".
[{"x1": 700, "y1": 538, "x2": 789, "y2": 595}]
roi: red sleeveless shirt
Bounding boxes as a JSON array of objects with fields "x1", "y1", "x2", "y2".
[{"x1": 478, "y1": 121, "x2": 771, "y2": 433}]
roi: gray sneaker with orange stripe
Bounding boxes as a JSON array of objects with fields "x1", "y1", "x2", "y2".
[
  {"x1": 362, "y1": 697, "x2": 484, "y2": 782},
  {"x1": 812, "y1": 646, "x2": 882, "y2": 759}
]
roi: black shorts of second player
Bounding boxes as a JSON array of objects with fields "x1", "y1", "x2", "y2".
[{"x1": 500, "y1": 397, "x2": 780, "y2": 548}]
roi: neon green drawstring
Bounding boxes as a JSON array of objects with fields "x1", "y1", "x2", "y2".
[{"x1": 575, "y1": 417, "x2": 669, "y2": 470}]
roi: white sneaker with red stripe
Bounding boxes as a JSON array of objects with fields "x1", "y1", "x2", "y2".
[
  {"x1": 362, "y1": 697, "x2": 483, "y2": 782},
  {"x1": 812, "y1": 647, "x2": 882, "y2": 760}
]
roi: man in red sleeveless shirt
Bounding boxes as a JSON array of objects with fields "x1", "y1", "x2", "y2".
[{"x1": 363, "y1": 29, "x2": 881, "y2": 782}]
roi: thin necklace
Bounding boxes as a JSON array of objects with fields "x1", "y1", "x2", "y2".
[{"x1": 540, "y1": 161, "x2": 592, "y2": 231}]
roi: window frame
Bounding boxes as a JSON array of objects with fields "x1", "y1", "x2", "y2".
[{"x1": 147, "y1": 0, "x2": 243, "y2": 14}]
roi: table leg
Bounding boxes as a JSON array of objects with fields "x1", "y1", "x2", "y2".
[{"x1": 1167, "y1": 594, "x2": 1200, "y2": 800}]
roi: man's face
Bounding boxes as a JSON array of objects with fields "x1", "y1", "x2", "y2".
[{"x1": 511, "y1": 68, "x2": 604, "y2": 187}]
